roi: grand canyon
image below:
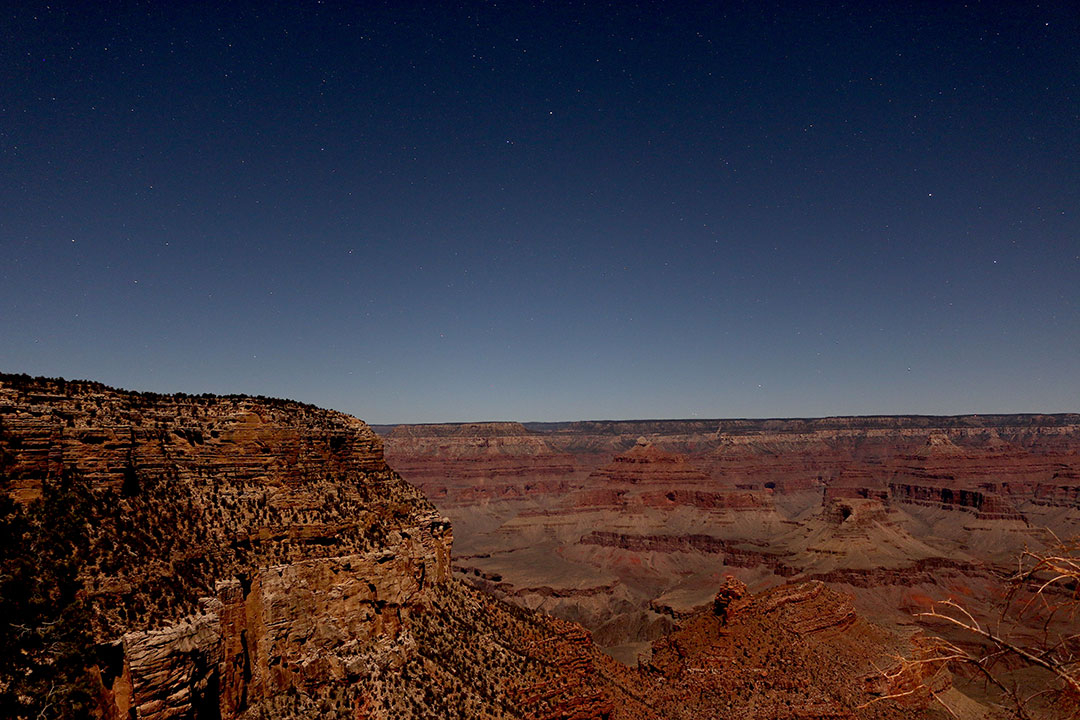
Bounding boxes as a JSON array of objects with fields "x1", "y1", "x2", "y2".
[
  {"x1": 1, "y1": 373, "x2": 1077, "y2": 719},
  {"x1": 7, "y1": 0, "x2": 1077, "y2": 717},
  {"x1": 379, "y1": 415, "x2": 1080, "y2": 667}
]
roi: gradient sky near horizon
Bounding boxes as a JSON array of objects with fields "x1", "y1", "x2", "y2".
[{"x1": 2, "y1": 1, "x2": 1077, "y2": 423}]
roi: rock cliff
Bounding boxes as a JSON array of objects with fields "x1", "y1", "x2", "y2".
[
  {"x1": 0, "y1": 374, "x2": 458, "y2": 718},
  {"x1": 0, "y1": 375, "x2": 638, "y2": 720}
]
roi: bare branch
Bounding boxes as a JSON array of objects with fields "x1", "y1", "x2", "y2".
[{"x1": 918, "y1": 604, "x2": 1080, "y2": 697}]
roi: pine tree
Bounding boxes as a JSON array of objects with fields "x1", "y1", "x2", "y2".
[{"x1": 0, "y1": 468, "x2": 96, "y2": 719}]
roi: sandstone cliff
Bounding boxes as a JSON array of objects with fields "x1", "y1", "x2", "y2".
[{"x1": 0, "y1": 374, "x2": 459, "y2": 718}]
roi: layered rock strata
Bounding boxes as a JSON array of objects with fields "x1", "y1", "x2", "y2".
[
  {"x1": 379, "y1": 414, "x2": 1080, "y2": 659},
  {"x1": 0, "y1": 374, "x2": 457, "y2": 718},
  {"x1": 0, "y1": 376, "x2": 637, "y2": 719}
]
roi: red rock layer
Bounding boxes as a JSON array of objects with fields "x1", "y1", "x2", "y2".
[
  {"x1": 634, "y1": 579, "x2": 948, "y2": 719},
  {"x1": 383, "y1": 421, "x2": 581, "y2": 506}
]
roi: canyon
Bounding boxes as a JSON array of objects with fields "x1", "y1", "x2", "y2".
[
  {"x1": 1, "y1": 373, "x2": 1075, "y2": 719},
  {"x1": 380, "y1": 416, "x2": 1080, "y2": 666}
]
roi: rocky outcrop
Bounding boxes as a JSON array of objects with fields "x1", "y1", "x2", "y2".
[
  {"x1": 757, "y1": 581, "x2": 857, "y2": 636},
  {"x1": 887, "y1": 482, "x2": 1026, "y2": 521},
  {"x1": 0, "y1": 374, "x2": 457, "y2": 719},
  {"x1": 641, "y1": 580, "x2": 947, "y2": 718}
]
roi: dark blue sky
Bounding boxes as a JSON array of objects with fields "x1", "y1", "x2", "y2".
[{"x1": 2, "y1": 1, "x2": 1077, "y2": 422}]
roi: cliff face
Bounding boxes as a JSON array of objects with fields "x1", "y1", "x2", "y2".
[{"x1": 0, "y1": 374, "x2": 454, "y2": 719}]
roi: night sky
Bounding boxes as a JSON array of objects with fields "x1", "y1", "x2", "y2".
[{"x1": 2, "y1": 2, "x2": 1077, "y2": 422}]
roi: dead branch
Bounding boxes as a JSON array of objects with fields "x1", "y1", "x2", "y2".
[{"x1": 918, "y1": 603, "x2": 1080, "y2": 697}]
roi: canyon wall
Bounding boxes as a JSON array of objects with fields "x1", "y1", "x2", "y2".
[{"x1": 0, "y1": 374, "x2": 455, "y2": 718}]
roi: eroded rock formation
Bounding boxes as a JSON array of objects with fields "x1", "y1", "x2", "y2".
[
  {"x1": 0, "y1": 374, "x2": 459, "y2": 718},
  {"x1": 380, "y1": 414, "x2": 1080, "y2": 662}
]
